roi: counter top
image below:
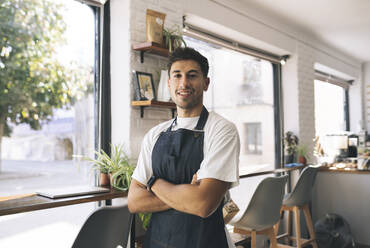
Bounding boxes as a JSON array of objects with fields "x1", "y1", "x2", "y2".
[
  {"x1": 319, "y1": 166, "x2": 370, "y2": 174},
  {"x1": 0, "y1": 188, "x2": 127, "y2": 216}
]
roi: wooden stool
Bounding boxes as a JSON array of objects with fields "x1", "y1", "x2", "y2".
[
  {"x1": 275, "y1": 204, "x2": 318, "y2": 248},
  {"x1": 274, "y1": 166, "x2": 319, "y2": 248},
  {"x1": 234, "y1": 226, "x2": 278, "y2": 248}
]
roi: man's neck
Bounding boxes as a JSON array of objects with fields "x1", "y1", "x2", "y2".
[{"x1": 177, "y1": 105, "x2": 203, "y2": 118}]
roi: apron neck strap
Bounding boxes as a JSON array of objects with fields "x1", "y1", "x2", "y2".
[
  {"x1": 166, "y1": 106, "x2": 209, "y2": 132},
  {"x1": 195, "y1": 106, "x2": 209, "y2": 130}
]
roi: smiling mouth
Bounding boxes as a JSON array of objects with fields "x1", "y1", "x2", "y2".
[{"x1": 176, "y1": 90, "x2": 193, "y2": 96}]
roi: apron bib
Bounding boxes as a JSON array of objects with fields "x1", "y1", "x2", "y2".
[{"x1": 143, "y1": 106, "x2": 228, "y2": 248}]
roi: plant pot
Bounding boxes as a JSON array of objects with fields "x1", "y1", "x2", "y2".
[
  {"x1": 298, "y1": 156, "x2": 307, "y2": 165},
  {"x1": 99, "y1": 173, "x2": 110, "y2": 187}
]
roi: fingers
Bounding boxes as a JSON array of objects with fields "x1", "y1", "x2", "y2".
[{"x1": 191, "y1": 173, "x2": 199, "y2": 185}]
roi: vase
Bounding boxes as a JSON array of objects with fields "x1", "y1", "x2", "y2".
[
  {"x1": 298, "y1": 156, "x2": 307, "y2": 165},
  {"x1": 99, "y1": 173, "x2": 110, "y2": 187}
]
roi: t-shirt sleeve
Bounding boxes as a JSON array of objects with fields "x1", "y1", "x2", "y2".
[
  {"x1": 197, "y1": 121, "x2": 240, "y2": 188},
  {"x1": 132, "y1": 132, "x2": 154, "y2": 186}
]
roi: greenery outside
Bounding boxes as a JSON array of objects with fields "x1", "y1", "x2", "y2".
[{"x1": 0, "y1": 0, "x2": 92, "y2": 169}]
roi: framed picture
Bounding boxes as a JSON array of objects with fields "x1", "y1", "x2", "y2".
[{"x1": 133, "y1": 71, "x2": 156, "y2": 101}]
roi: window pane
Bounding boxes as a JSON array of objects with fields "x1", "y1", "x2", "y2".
[
  {"x1": 0, "y1": 1, "x2": 97, "y2": 246},
  {"x1": 1, "y1": 0, "x2": 95, "y2": 197},
  {"x1": 184, "y1": 36, "x2": 276, "y2": 174},
  {"x1": 314, "y1": 80, "x2": 346, "y2": 135}
]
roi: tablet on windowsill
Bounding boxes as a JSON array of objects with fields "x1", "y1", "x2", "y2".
[{"x1": 36, "y1": 186, "x2": 110, "y2": 199}]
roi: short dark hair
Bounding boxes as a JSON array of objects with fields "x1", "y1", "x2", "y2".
[{"x1": 167, "y1": 47, "x2": 209, "y2": 77}]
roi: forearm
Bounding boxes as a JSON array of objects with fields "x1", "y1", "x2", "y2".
[
  {"x1": 128, "y1": 179, "x2": 171, "y2": 213},
  {"x1": 151, "y1": 178, "x2": 228, "y2": 218}
]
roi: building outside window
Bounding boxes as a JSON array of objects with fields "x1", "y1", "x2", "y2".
[
  {"x1": 183, "y1": 36, "x2": 278, "y2": 174},
  {"x1": 244, "y1": 122, "x2": 262, "y2": 154}
]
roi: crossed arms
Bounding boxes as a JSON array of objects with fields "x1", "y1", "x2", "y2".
[{"x1": 127, "y1": 175, "x2": 230, "y2": 218}]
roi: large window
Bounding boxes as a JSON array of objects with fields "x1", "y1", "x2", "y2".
[
  {"x1": 314, "y1": 80, "x2": 348, "y2": 135},
  {"x1": 0, "y1": 0, "x2": 101, "y2": 247},
  {"x1": 1, "y1": 0, "x2": 96, "y2": 196},
  {"x1": 183, "y1": 36, "x2": 280, "y2": 174}
]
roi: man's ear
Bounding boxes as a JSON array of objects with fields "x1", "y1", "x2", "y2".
[{"x1": 204, "y1": 77, "x2": 210, "y2": 91}]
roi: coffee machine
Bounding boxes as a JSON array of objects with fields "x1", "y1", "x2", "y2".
[
  {"x1": 347, "y1": 134, "x2": 358, "y2": 157},
  {"x1": 323, "y1": 134, "x2": 348, "y2": 162}
]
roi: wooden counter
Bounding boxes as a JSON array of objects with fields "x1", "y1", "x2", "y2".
[
  {"x1": 0, "y1": 188, "x2": 127, "y2": 216},
  {"x1": 319, "y1": 166, "x2": 370, "y2": 175}
]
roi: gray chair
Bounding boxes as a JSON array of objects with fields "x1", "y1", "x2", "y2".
[
  {"x1": 233, "y1": 175, "x2": 288, "y2": 248},
  {"x1": 72, "y1": 204, "x2": 133, "y2": 248},
  {"x1": 275, "y1": 166, "x2": 319, "y2": 248}
]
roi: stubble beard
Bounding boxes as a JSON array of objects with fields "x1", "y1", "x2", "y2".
[{"x1": 174, "y1": 94, "x2": 203, "y2": 112}]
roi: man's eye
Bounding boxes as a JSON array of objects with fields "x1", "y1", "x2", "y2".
[
  {"x1": 188, "y1": 74, "x2": 197, "y2": 78},
  {"x1": 174, "y1": 74, "x2": 181, "y2": 78}
]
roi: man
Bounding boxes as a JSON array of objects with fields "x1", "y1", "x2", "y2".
[{"x1": 128, "y1": 47, "x2": 240, "y2": 248}]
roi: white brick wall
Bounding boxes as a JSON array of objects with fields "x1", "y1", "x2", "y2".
[
  {"x1": 363, "y1": 63, "x2": 370, "y2": 131},
  {"x1": 297, "y1": 43, "x2": 315, "y2": 159},
  {"x1": 129, "y1": 0, "x2": 184, "y2": 160}
]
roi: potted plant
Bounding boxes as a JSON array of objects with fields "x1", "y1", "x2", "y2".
[
  {"x1": 297, "y1": 144, "x2": 309, "y2": 165},
  {"x1": 80, "y1": 148, "x2": 113, "y2": 186},
  {"x1": 81, "y1": 144, "x2": 134, "y2": 188},
  {"x1": 163, "y1": 25, "x2": 186, "y2": 53},
  {"x1": 110, "y1": 161, "x2": 135, "y2": 191},
  {"x1": 284, "y1": 131, "x2": 299, "y2": 164}
]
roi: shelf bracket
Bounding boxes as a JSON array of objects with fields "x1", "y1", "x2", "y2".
[
  {"x1": 140, "y1": 51, "x2": 145, "y2": 63},
  {"x1": 140, "y1": 106, "x2": 144, "y2": 118}
]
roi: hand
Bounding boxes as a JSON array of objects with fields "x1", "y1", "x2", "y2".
[{"x1": 191, "y1": 173, "x2": 200, "y2": 185}]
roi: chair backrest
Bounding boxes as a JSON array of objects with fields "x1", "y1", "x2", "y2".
[
  {"x1": 235, "y1": 175, "x2": 288, "y2": 230},
  {"x1": 283, "y1": 166, "x2": 319, "y2": 206},
  {"x1": 72, "y1": 204, "x2": 133, "y2": 248}
]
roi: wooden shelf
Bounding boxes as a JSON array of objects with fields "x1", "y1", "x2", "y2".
[
  {"x1": 132, "y1": 42, "x2": 169, "y2": 63},
  {"x1": 131, "y1": 100, "x2": 176, "y2": 118}
]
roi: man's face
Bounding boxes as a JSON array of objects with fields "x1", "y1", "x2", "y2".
[{"x1": 168, "y1": 60, "x2": 209, "y2": 117}]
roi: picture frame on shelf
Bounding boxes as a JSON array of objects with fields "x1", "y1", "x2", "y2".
[{"x1": 133, "y1": 71, "x2": 156, "y2": 101}]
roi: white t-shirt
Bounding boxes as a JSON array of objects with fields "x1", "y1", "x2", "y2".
[{"x1": 132, "y1": 111, "x2": 240, "y2": 248}]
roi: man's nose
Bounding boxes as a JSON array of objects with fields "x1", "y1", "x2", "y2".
[{"x1": 179, "y1": 75, "x2": 190, "y2": 88}]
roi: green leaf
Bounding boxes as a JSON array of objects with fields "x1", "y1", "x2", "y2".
[{"x1": 0, "y1": 0, "x2": 93, "y2": 137}]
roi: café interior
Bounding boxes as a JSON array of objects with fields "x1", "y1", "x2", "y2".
[{"x1": 1, "y1": 0, "x2": 370, "y2": 247}]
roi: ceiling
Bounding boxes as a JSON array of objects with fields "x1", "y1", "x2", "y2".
[{"x1": 241, "y1": 0, "x2": 370, "y2": 63}]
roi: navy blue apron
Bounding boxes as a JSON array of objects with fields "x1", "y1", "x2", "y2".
[{"x1": 143, "y1": 106, "x2": 228, "y2": 248}]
